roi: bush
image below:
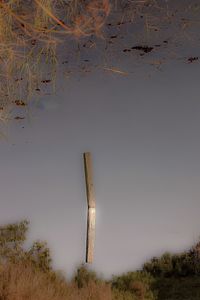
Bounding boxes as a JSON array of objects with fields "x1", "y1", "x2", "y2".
[
  {"x1": 111, "y1": 271, "x2": 156, "y2": 300},
  {"x1": 74, "y1": 265, "x2": 99, "y2": 288},
  {"x1": 143, "y1": 253, "x2": 173, "y2": 277},
  {"x1": 0, "y1": 220, "x2": 52, "y2": 272},
  {"x1": 143, "y1": 241, "x2": 200, "y2": 278}
]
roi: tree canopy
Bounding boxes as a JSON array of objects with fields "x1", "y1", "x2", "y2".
[
  {"x1": 0, "y1": 220, "x2": 52, "y2": 272},
  {"x1": 143, "y1": 242, "x2": 200, "y2": 277}
]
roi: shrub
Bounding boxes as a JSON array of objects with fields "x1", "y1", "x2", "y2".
[
  {"x1": 74, "y1": 264, "x2": 99, "y2": 288},
  {"x1": 143, "y1": 241, "x2": 200, "y2": 278},
  {"x1": 111, "y1": 271, "x2": 156, "y2": 300},
  {"x1": 143, "y1": 253, "x2": 173, "y2": 277},
  {"x1": 0, "y1": 220, "x2": 52, "y2": 272}
]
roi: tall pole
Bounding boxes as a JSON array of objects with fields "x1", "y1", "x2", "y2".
[{"x1": 83, "y1": 152, "x2": 96, "y2": 263}]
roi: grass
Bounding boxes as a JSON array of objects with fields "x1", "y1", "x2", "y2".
[
  {"x1": 0, "y1": 0, "x2": 111, "y2": 122},
  {"x1": 0, "y1": 0, "x2": 199, "y2": 125},
  {"x1": 0, "y1": 262, "x2": 113, "y2": 300}
]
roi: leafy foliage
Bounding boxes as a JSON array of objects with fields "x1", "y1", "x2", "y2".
[
  {"x1": 74, "y1": 264, "x2": 99, "y2": 288},
  {"x1": 143, "y1": 243, "x2": 200, "y2": 278},
  {"x1": 0, "y1": 220, "x2": 52, "y2": 272},
  {"x1": 0, "y1": 220, "x2": 29, "y2": 263},
  {"x1": 111, "y1": 271, "x2": 156, "y2": 300}
]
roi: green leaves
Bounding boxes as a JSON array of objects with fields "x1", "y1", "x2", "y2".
[
  {"x1": 0, "y1": 220, "x2": 52, "y2": 272},
  {"x1": 0, "y1": 220, "x2": 29, "y2": 264},
  {"x1": 143, "y1": 242, "x2": 200, "y2": 278},
  {"x1": 28, "y1": 241, "x2": 52, "y2": 272},
  {"x1": 111, "y1": 271, "x2": 156, "y2": 300}
]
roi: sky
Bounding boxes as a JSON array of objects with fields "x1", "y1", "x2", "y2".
[{"x1": 0, "y1": 0, "x2": 200, "y2": 280}]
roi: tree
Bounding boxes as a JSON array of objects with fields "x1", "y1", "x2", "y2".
[
  {"x1": 189, "y1": 241, "x2": 200, "y2": 275},
  {"x1": 0, "y1": 220, "x2": 52, "y2": 272},
  {"x1": 143, "y1": 241, "x2": 200, "y2": 278},
  {"x1": 111, "y1": 271, "x2": 156, "y2": 300},
  {"x1": 0, "y1": 220, "x2": 29, "y2": 263},
  {"x1": 143, "y1": 253, "x2": 173, "y2": 277}
]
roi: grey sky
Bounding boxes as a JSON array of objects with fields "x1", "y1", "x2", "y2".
[
  {"x1": 1, "y1": 59, "x2": 200, "y2": 278},
  {"x1": 0, "y1": 0, "x2": 200, "y2": 279}
]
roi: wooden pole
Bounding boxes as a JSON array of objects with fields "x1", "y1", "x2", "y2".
[{"x1": 83, "y1": 152, "x2": 96, "y2": 263}]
